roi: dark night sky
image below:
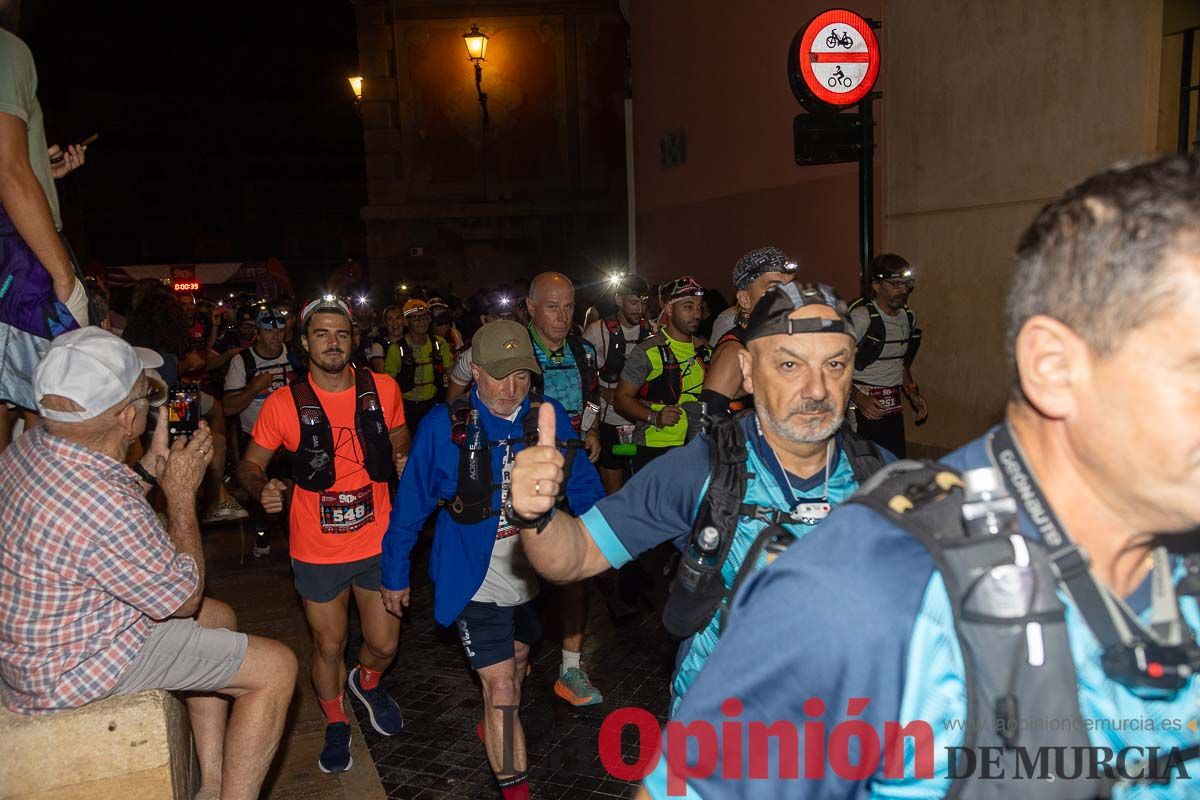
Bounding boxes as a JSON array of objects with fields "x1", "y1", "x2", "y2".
[{"x1": 17, "y1": 0, "x2": 366, "y2": 301}]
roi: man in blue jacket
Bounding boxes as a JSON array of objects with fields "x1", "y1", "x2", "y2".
[{"x1": 380, "y1": 320, "x2": 604, "y2": 800}]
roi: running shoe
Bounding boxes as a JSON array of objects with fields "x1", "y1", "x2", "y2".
[
  {"x1": 554, "y1": 667, "x2": 603, "y2": 706},
  {"x1": 318, "y1": 722, "x2": 353, "y2": 773},
  {"x1": 347, "y1": 667, "x2": 405, "y2": 735}
]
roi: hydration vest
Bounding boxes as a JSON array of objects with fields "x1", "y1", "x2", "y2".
[
  {"x1": 847, "y1": 460, "x2": 1200, "y2": 798},
  {"x1": 662, "y1": 411, "x2": 884, "y2": 640},
  {"x1": 599, "y1": 317, "x2": 653, "y2": 384},
  {"x1": 445, "y1": 391, "x2": 585, "y2": 524},
  {"x1": 391, "y1": 336, "x2": 447, "y2": 398},
  {"x1": 848, "y1": 298, "x2": 922, "y2": 372},
  {"x1": 714, "y1": 324, "x2": 745, "y2": 349},
  {"x1": 238, "y1": 346, "x2": 290, "y2": 390},
  {"x1": 288, "y1": 368, "x2": 394, "y2": 491},
  {"x1": 639, "y1": 335, "x2": 712, "y2": 407},
  {"x1": 529, "y1": 333, "x2": 597, "y2": 408}
]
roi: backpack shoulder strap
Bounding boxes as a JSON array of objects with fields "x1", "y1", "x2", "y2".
[
  {"x1": 239, "y1": 348, "x2": 256, "y2": 383},
  {"x1": 661, "y1": 414, "x2": 750, "y2": 638},
  {"x1": 839, "y1": 424, "x2": 886, "y2": 483}
]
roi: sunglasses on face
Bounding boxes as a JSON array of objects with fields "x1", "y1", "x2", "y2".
[{"x1": 258, "y1": 316, "x2": 287, "y2": 330}]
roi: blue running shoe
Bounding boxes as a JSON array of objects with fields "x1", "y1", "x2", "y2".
[
  {"x1": 347, "y1": 667, "x2": 405, "y2": 735},
  {"x1": 318, "y1": 722, "x2": 353, "y2": 773}
]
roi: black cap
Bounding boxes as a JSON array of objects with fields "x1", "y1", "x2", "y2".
[{"x1": 743, "y1": 282, "x2": 854, "y2": 343}]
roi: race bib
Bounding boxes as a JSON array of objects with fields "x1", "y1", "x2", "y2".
[
  {"x1": 496, "y1": 447, "x2": 519, "y2": 540},
  {"x1": 860, "y1": 384, "x2": 903, "y2": 416},
  {"x1": 319, "y1": 485, "x2": 375, "y2": 534}
]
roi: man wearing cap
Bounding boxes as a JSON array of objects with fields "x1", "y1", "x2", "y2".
[
  {"x1": 224, "y1": 307, "x2": 296, "y2": 447},
  {"x1": 428, "y1": 295, "x2": 464, "y2": 354},
  {"x1": 582, "y1": 273, "x2": 654, "y2": 493},
  {"x1": 381, "y1": 320, "x2": 604, "y2": 800},
  {"x1": 849, "y1": 253, "x2": 928, "y2": 457},
  {"x1": 701, "y1": 246, "x2": 798, "y2": 415},
  {"x1": 224, "y1": 306, "x2": 298, "y2": 555},
  {"x1": 384, "y1": 298, "x2": 453, "y2": 432},
  {"x1": 614, "y1": 276, "x2": 711, "y2": 472},
  {"x1": 506, "y1": 283, "x2": 887, "y2": 712},
  {"x1": 237, "y1": 296, "x2": 410, "y2": 774},
  {"x1": 0, "y1": 327, "x2": 298, "y2": 800}
]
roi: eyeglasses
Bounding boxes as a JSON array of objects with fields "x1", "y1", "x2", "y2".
[
  {"x1": 882, "y1": 278, "x2": 915, "y2": 289},
  {"x1": 407, "y1": 313, "x2": 431, "y2": 322},
  {"x1": 129, "y1": 380, "x2": 168, "y2": 409}
]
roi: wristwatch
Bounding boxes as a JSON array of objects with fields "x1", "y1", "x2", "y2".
[
  {"x1": 132, "y1": 460, "x2": 158, "y2": 488},
  {"x1": 504, "y1": 497, "x2": 556, "y2": 533}
]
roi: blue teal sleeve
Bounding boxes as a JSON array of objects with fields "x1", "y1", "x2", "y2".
[
  {"x1": 381, "y1": 406, "x2": 448, "y2": 591},
  {"x1": 644, "y1": 505, "x2": 935, "y2": 799},
  {"x1": 579, "y1": 435, "x2": 711, "y2": 569}
]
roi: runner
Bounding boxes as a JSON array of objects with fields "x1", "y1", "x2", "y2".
[{"x1": 237, "y1": 295, "x2": 411, "y2": 774}]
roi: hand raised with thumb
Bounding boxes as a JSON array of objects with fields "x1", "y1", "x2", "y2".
[{"x1": 510, "y1": 402, "x2": 565, "y2": 519}]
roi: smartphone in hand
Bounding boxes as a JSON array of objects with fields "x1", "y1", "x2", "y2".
[{"x1": 166, "y1": 385, "x2": 200, "y2": 442}]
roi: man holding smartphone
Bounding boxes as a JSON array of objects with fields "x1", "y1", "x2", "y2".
[
  {"x1": 0, "y1": 328, "x2": 298, "y2": 800},
  {"x1": 237, "y1": 296, "x2": 411, "y2": 775}
]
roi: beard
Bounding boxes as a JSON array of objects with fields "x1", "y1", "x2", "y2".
[
  {"x1": 311, "y1": 349, "x2": 349, "y2": 374},
  {"x1": 758, "y1": 398, "x2": 844, "y2": 445}
]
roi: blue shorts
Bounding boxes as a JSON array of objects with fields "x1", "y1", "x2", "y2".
[{"x1": 454, "y1": 600, "x2": 542, "y2": 670}]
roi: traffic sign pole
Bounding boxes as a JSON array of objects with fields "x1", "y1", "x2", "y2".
[{"x1": 858, "y1": 95, "x2": 874, "y2": 296}]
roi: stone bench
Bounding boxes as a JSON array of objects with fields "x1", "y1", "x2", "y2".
[{"x1": 0, "y1": 689, "x2": 196, "y2": 799}]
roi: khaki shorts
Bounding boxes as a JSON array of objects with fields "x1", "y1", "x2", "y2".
[{"x1": 111, "y1": 618, "x2": 248, "y2": 696}]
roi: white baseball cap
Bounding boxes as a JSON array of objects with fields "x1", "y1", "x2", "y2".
[{"x1": 34, "y1": 327, "x2": 165, "y2": 422}]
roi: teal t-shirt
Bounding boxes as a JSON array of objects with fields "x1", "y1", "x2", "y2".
[{"x1": 0, "y1": 29, "x2": 60, "y2": 231}]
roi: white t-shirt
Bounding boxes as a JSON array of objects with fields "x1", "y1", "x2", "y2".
[
  {"x1": 582, "y1": 319, "x2": 651, "y2": 425},
  {"x1": 450, "y1": 347, "x2": 473, "y2": 387},
  {"x1": 850, "y1": 303, "x2": 913, "y2": 388},
  {"x1": 224, "y1": 345, "x2": 296, "y2": 434},
  {"x1": 708, "y1": 305, "x2": 740, "y2": 345},
  {"x1": 471, "y1": 411, "x2": 540, "y2": 606}
]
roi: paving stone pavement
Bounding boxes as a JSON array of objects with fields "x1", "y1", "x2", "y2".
[{"x1": 343, "y1": 536, "x2": 679, "y2": 800}]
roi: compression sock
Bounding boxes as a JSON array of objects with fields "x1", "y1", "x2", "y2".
[
  {"x1": 318, "y1": 693, "x2": 347, "y2": 725},
  {"x1": 498, "y1": 772, "x2": 530, "y2": 800},
  {"x1": 356, "y1": 664, "x2": 383, "y2": 690}
]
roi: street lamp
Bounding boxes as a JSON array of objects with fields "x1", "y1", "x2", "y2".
[
  {"x1": 348, "y1": 75, "x2": 364, "y2": 110},
  {"x1": 463, "y1": 24, "x2": 489, "y2": 127}
]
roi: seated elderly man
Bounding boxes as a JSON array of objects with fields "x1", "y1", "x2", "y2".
[{"x1": 0, "y1": 328, "x2": 297, "y2": 800}]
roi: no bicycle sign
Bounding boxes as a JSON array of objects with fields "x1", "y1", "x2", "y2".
[{"x1": 789, "y1": 8, "x2": 880, "y2": 111}]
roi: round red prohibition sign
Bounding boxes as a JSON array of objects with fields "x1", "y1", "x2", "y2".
[{"x1": 792, "y1": 9, "x2": 879, "y2": 109}]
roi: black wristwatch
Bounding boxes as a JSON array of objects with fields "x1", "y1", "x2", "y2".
[
  {"x1": 504, "y1": 497, "x2": 556, "y2": 533},
  {"x1": 132, "y1": 460, "x2": 158, "y2": 488}
]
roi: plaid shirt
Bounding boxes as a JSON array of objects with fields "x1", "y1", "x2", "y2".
[{"x1": 0, "y1": 427, "x2": 199, "y2": 714}]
